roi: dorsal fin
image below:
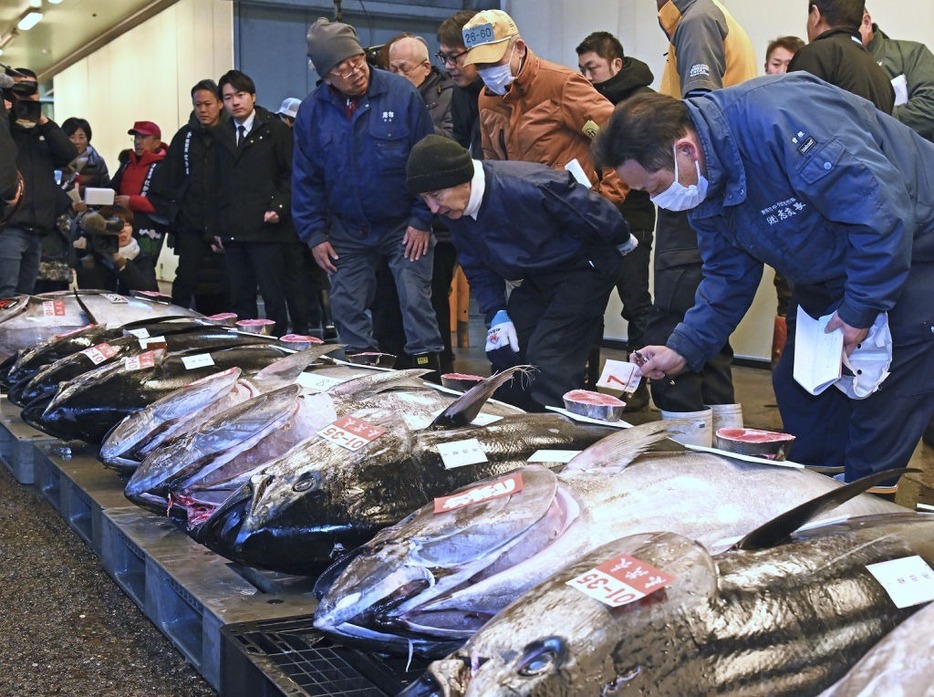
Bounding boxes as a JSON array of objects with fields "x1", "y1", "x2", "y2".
[
  {"x1": 731, "y1": 467, "x2": 915, "y2": 551},
  {"x1": 429, "y1": 366, "x2": 531, "y2": 429}
]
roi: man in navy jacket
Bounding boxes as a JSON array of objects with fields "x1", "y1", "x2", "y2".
[
  {"x1": 595, "y1": 73, "x2": 934, "y2": 491},
  {"x1": 406, "y1": 135, "x2": 631, "y2": 410},
  {"x1": 294, "y1": 18, "x2": 442, "y2": 371}
]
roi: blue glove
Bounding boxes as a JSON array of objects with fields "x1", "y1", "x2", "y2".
[{"x1": 486, "y1": 310, "x2": 520, "y2": 372}]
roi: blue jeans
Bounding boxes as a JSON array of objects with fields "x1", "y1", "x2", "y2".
[
  {"x1": 328, "y1": 219, "x2": 443, "y2": 355},
  {"x1": 0, "y1": 226, "x2": 42, "y2": 297}
]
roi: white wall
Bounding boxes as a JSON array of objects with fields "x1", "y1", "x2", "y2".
[
  {"x1": 505, "y1": 0, "x2": 934, "y2": 361},
  {"x1": 53, "y1": 0, "x2": 234, "y2": 282}
]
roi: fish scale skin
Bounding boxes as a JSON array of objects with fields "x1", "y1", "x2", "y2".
[{"x1": 431, "y1": 515, "x2": 933, "y2": 697}]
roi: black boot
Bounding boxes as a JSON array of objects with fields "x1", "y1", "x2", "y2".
[
  {"x1": 318, "y1": 289, "x2": 337, "y2": 340},
  {"x1": 410, "y1": 352, "x2": 442, "y2": 384}
]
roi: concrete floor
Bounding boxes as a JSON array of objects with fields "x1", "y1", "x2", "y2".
[{"x1": 1, "y1": 313, "x2": 931, "y2": 697}]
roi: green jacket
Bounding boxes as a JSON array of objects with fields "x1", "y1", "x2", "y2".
[{"x1": 867, "y1": 24, "x2": 934, "y2": 141}]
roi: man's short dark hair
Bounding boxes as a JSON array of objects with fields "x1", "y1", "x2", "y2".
[
  {"x1": 62, "y1": 117, "x2": 92, "y2": 141},
  {"x1": 576, "y1": 31, "x2": 625, "y2": 61},
  {"x1": 593, "y1": 92, "x2": 692, "y2": 172},
  {"x1": 809, "y1": 0, "x2": 865, "y2": 31},
  {"x1": 437, "y1": 10, "x2": 477, "y2": 47},
  {"x1": 218, "y1": 70, "x2": 256, "y2": 96},
  {"x1": 191, "y1": 79, "x2": 221, "y2": 99},
  {"x1": 766, "y1": 35, "x2": 806, "y2": 60},
  {"x1": 13, "y1": 67, "x2": 37, "y2": 81}
]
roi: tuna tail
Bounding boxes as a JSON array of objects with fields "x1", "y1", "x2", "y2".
[
  {"x1": 249, "y1": 344, "x2": 338, "y2": 390},
  {"x1": 732, "y1": 467, "x2": 916, "y2": 550},
  {"x1": 430, "y1": 366, "x2": 532, "y2": 429}
]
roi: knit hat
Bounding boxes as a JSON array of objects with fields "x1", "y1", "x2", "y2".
[
  {"x1": 461, "y1": 10, "x2": 519, "y2": 66},
  {"x1": 406, "y1": 135, "x2": 475, "y2": 195},
  {"x1": 306, "y1": 17, "x2": 365, "y2": 77}
]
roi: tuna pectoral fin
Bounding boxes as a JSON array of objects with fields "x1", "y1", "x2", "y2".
[
  {"x1": 430, "y1": 365, "x2": 532, "y2": 429},
  {"x1": 250, "y1": 344, "x2": 339, "y2": 390},
  {"x1": 732, "y1": 467, "x2": 917, "y2": 551},
  {"x1": 561, "y1": 419, "x2": 683, "y2": 474}
]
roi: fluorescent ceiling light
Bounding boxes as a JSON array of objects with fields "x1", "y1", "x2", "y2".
[
  {"x1": 18, "y1": 11, "x2": 43, "y2": 31},
  {"x1": 48, "y1": 0, "x2": 65, "y2": 4},
  {"x1": 29, "y1": 0, "x2": 42, "y2": 8}
]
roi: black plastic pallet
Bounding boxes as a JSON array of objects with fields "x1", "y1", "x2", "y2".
[
  {"x1": 0, "y1": 396, "x2": 59, "y2": 484},
  {"x1": 222, "y1": 617, "x2": 430, "y2": 697}
]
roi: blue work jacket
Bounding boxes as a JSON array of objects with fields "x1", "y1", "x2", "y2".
[{"x1": 670, "y1": 73, "x2": 934, "y2": 370}]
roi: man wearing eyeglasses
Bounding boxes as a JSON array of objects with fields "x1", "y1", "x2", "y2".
[
  {"x1": 437, "y1": 10, "x2": 484, "y2": 158},
  {"x1": 294, "y1": 17, "x2": 444, "y2": 374}
]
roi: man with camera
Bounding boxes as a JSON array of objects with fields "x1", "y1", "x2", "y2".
[
  {"x1": 72, "y1": 207, "x2": 158, "y2": 294},
  {"x1": 1, "y1": 67, "x2": 76, "y2": 297}
]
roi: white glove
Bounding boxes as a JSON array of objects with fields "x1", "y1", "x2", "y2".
[{"x1": 485, "y1": 309, "x2": 519, "y2": 353}]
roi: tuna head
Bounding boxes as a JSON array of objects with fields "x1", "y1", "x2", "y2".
[
  {"x1": 197, "y1": 407, "x2": 417, "y2": 574},
  {"x1": 313, "y1": 465, "x2": 575, "y2": 653},
  {"x1": 403, "y1": 532, "x2": 715, "y2": 697}
]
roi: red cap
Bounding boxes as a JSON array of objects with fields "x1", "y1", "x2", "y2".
[{"x1": 127, "y1": 120, "x2": 161, "y2": 139}]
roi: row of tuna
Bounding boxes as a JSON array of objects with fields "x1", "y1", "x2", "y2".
[{"x1": 2, "y1": 290, "x2": 932, "y2": 695}]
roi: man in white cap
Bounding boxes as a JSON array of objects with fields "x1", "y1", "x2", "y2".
[
  {"x1": 293, "y1": 18, "x2": 443, "y2": 374},
  {"x1": 276, "y1": 97, "x2": 302, "y2": 127}
]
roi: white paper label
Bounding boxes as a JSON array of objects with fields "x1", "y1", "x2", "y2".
[
  {"x1": 469, "y1": 412, "x2": 503, "y2": 427},
  {"x1": 597, "y1": 359, "x2": 641, "y2": 393},
  {"x1": 567, "y1": 553, "x2": 675, "y2": 608},
  {"x1": 181, "y1": 353, "x2": 216, "y2": 370},
  {"x1": 437, "y1": 438, "x2": 488, "y2": 469},
  {"x1": 103, "y1": 293, "x2": 128, "y2": 304},
  {"x1": 295, "y1": 372, "x2": 344, "y2": 392},
  {"x1": 127, "y1": 328, "x2": 150, "y2": 339},
  {"x1": 528, "y1": 449, "x2": 580, "y2": 464},
  {"x1": 866, "y1": 555, "x2": 934, "y2": 609}
]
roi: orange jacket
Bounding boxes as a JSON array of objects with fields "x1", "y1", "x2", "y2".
[{"x1": 477, "y1": 47, "x2": 628, "y2": 204}]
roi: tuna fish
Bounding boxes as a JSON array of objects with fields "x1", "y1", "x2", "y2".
[
  {"x1": 404, "y1": 502, "x2": 934, "y2": 696},
  {"x1": 1, "y1": 317, "x2": 210, "y2": 389},
  {"x1": 8, "y1": 324, "x2": 276, "y2": 408},
  {"x1": 312, "y1": 422, "x2": 903, "y2": 657},
  {"x1": 99, "y1": 344, "x2": 339, "y2": 470},
  {"x1": 0, "y1": 290, "x2": 200, "y2": 361},
  {"x1": 196, "y1": 375, "x2": 612, "y2": 574},
  {"x1": 22, "y1": 343, "x2": 295, "y2": 444},
  {"x1": 124, "y1": 368, "x2": 526, "y2": 528},
  {"x1": 818, "y1": 599, "x2": 934, "y2": 697}
]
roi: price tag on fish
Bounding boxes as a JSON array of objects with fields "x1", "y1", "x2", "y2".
[
  {"x1": 433, "y1": 472, "x2": 523, "y2": 514},
  {"x1": 437, "y1": 438, "x2": 488, "y2": 469},
  {"x1": 80, "y1": 342, "x2": 120, "y2": 365},
  {"x1": 124, "y1": 350, "x2": 156, "y2": 372},
  {"x1": 596, "y1": 359, "x2": 641, "y2": 393},
  {"x1": 318, "y1": 415, "x2": 386, "y2": 452},
  {"x1": 866, "y1": 555, "x2": 934, "y2": 609},
  {"x1": 126, "y1": 328, "x2": 150, "y2": 339},
  {"x1": 567, "y1": 553, "x2": 675, "y2": 608},
  {"x1": 103, "y1": 293, "x2": 128, "y2": 304},
  {"x1": 42, "y1": 300, "x2": 67, "y2": 317},
  {"x1": 181, "y1": 353, "x2": 216, "y2": 370}
]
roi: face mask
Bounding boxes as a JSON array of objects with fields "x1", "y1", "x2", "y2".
[
  {"x1": 478, "y1": 45, "x2": 516, "y2": 95},
  {"x1": 650, "y1": 145, "x2": 709, "y2": 211}
]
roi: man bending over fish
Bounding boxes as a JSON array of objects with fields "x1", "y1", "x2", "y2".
[
  {"x1": 594, "y1": 72, "x2": 934, "y2": 492},
  {"x1": 406, "y1": 134, "x2": 633, "y2": 410}
]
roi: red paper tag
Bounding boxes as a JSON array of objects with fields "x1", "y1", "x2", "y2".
[
  {"x1": 123, "y1": 350, "x2": 156, "y2": 371},
  {"x1": 433, "y1": 472, "x2": 523, "y2": 514},
  {"x1": 42, "y1": 300, "x2": 67, "y2": 317},
  {"x1": 318, "y1": 415, "x2": 386, "y2": 451},
  {"x1": 80, "y1": 342, "x2": 120, "y2": 365},
  {"x1": 566, "y1": 553, "x2": 675, "y2": 608}
]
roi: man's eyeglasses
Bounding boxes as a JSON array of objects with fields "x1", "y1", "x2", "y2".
[
  {"x1": 435, "y1": 49, "x2": 468, "y2": 67},
  {"x1": 328, "y1": 55, "x2": 367, "y2": 80}
]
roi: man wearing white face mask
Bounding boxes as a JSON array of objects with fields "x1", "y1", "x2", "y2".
[
  {"x1": 594, "y1": 73, "x2": 934, "y2": 492},
  {"x1": 458, "y1": 9, "x2": 630, "y2": 376}
]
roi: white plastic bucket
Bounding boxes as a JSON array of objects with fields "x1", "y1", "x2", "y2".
[
  {"x1": 706, "y1": 403, "x2": 744, "y2": 433},
  {"x1": 659, "y1": 407, "x2": 713, "y2": 448}
]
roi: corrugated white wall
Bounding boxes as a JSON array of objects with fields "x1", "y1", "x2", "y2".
[
  {"x1": 505, "y1": 0, "x2": 933, "y2": 360},
  {"x1": 53, "y1": 0, "x2": 234, "y2": 283}
]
